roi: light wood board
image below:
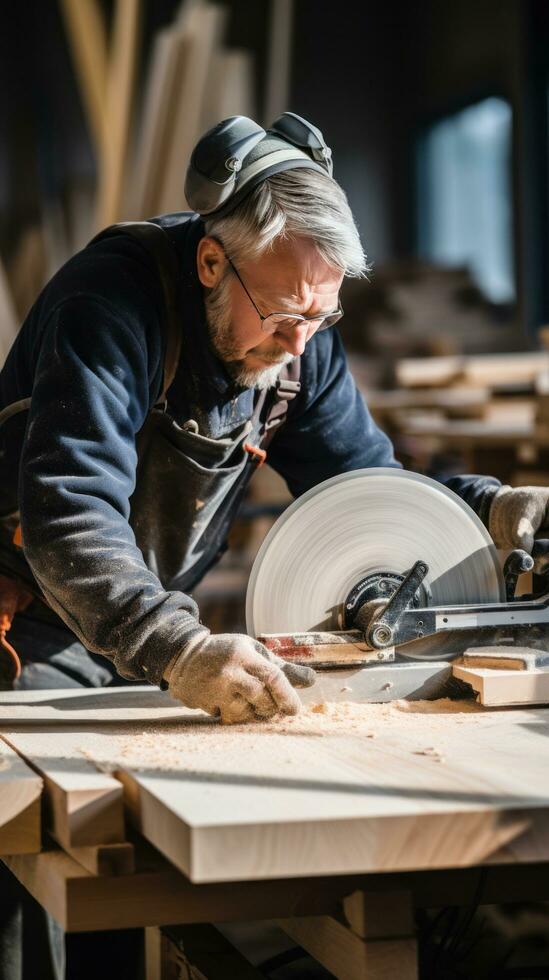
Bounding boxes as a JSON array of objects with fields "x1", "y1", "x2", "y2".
[
  {"x1": 95, "y1": 0, "x2": 142, "y2": 228},
  {"x1": 5, "y1": 689, "x2": 549, "y2": 883},
  {"x1": 453, "y1": 664, "x2": 549, "y2": 706},
  {"x1": 0, "y1": 729, "x2": 126, "y2": 848},
  {"x1": 279, "y1": 915, "x2": 417, "y2": 980},
  {"x1": 0, "y1": 686, "x2": 189, "y2": 724},
  {"x1": 0, "y1": 740, "x2": 42, "y2": 855},
  {"x1": 158, "y1": 3, "x2": 226, "y2": 213},
  {"x1": 396, "y1": 352, "x2": 549, "y2": 390},
  {"x1": 59, "y1": 0, "x2": 108, "y2": 155},
  {"x1": 6, "y1": 838, "x2": 549, "y2": 933},
  {"x1": 2, "y1": 840, "x2": 369, "y2": 933}
]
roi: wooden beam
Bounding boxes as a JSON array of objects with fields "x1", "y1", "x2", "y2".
[
  {"x1": 0, "y1": 731, "x2": 125, "y2": 848},
  {"x1": 264, "y1": 0, "x2": 294, "y2": 124},
  {"x1": 59, "y1": 0, "x2": 108, "y2": 156},
  {"x1": 343, "y1": 890, "x2": 415, "y2": 940},
  {"x1": 51, "y1": 836, "x2": 135, "y2": 876},
  {"x1": 158, "y1": 3, "x2": 226, "y2": 214},
  {"x1": 6, "y1": 840, "x2": 549, "y2": 934},
  {"x1": 0, "y1": 741, "x2": 41, "y2": 855},
  {"x1": 0, "y1": 686, "x2": 187, "y2": 724},
  {"x1": 453, "y1": 664, "x2": 549, "y2": 707},
  {"x1": 131, "y1": 27, "x2": 192, "y2": 217},
  {"x1": 279, "y1": 915, "x2": 418, "y2": 980},
  {"x1": 95, "y1": 0, "x2": 142, "y2": 228}
]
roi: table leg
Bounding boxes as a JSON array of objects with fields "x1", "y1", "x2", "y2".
[{"x1": 279, "y1": 889, "x2": 418, "y2": 980}]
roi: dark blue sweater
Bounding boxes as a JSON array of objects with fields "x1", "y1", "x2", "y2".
[{"x1": 0, "y1": 212, "x2": 500, "y2": 683}]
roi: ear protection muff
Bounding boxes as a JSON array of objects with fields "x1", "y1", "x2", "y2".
[
  {"x1": 269, "y1": 112, "x2": 333, "y2": 177},
  {"x1": 184, "y1": 112, "x2": 333, "y2": 218}
]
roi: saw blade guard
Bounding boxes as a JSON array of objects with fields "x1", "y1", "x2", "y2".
[{"x1": 246, "y1": 468, "x2": 505, "y2": 650}]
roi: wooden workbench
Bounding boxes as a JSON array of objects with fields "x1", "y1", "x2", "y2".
[{"x1": 2, "y1": 687, "x2": 549, "y2": 979}]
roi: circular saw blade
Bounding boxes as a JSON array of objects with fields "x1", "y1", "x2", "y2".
[{"x1": 246, "y1": 468, "x2": 504, "y2": 657}]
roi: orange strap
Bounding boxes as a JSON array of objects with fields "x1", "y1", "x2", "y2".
[
  {"x1": 0, "y1": 575, "x2": 33, "y2": 683},
  {"x1": 0, "y1": 614, "x2": 21, "y2": 679},
  {"x1": 244, "y1": 442, "x2": 267, "y2": 468}
]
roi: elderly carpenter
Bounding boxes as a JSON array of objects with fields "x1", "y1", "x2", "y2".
[{"x1": 0, "y1": 113, "x2": 545, "y2": 723}]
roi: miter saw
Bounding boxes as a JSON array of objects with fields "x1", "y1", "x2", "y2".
[{"x1": 245, "y1": 469, "x2": 549, "y2": 703}]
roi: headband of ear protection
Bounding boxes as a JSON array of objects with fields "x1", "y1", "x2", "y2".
[{"x1": 184, "y1": 112, "x2": 333, "y2": 218}]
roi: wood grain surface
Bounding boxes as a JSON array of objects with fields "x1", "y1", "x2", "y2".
[
  {"x1": 0, "y1": 739, "x2": 42, "y2": 855},
  {"x1": 3, "y1": 689, "x2": 549, "y2": 883}
]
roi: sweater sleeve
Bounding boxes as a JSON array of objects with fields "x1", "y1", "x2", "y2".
[{"x1": 19, "y1": 296, "x2": 206, "y2": 685}]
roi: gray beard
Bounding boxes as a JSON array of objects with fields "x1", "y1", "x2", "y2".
[{"x1": 204, "y1": 277, "x2": 293, "y2": 390}]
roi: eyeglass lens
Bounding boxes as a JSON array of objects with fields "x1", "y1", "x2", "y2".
[{"x1": 263, "y1": 310, "x2": 342, "y2": 332}]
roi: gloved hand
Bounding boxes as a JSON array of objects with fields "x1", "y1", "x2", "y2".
[
  {"x1": 164, "y1": 631, "x2": 316, "y2": 724},
  {"x1": 489, "y1": 485, "x2": 549, "y2": 552}
]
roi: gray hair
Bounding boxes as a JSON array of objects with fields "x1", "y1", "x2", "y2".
[{"x1": 204, "y1": 168, "x2": 368, "y2": 277}]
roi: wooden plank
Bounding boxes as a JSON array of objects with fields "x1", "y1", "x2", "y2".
[
  {"x1": 343, "y1": 890, "x2": 415, "y2": 940},
  {"x1": 158, "y1": 3, "x2": 226, "y2": 214},
  {"x1": 105, "y1": 696, "x2": 549, "y2": 882},
  {"x1": 59, "y1": 0, "x2": 108, "y2": 155},
  {"x1": 201, "y1": 48, "x2": 255, "y2": 133},
  {"x1": 95, "y1": 0, "x2": 142, "y2": 228},
  {"x1": 453, "y1": 664, "x2": 549, "y2": 706},
  {"x1": 0, "y1": 740, "x2": 41, "y2": 855},
  {"x1": 0, "y1": 685, "x2": 189, "y2": 724},
  {"x1": 5, "y1": 691, "x2": 549, "y2": 884},
  {"x1": 367, "y1": 386, "x2": 490, "y2": 421},
  {"x1": 396, "y1": 352, "x2": 549, "y2": 390},
  {"x1": 279, "y1": 915, "x2": 418, "y2": 980},
  {"x1": 264, "y1": 0, "x2": 294, "y2": 124},
  {"x1": 0, "y1": 256, "x2": 19, "y2": 366},
  {"x1": 6, "y1": 840, "x2": 549, "y2": 934},
  {"x1": 0, "y1": 730, "x2": 125, "y2": 848},
  {"x1": 52, "y1": 836, "x2": 135, "y2": 876},
  {"x1": 131, "y1": 27, "x2": 192, "y2": 217},
  {"x1": 462, "y1": 646, "x2": 549, "y2": 671},
  {"x1": 2, "y1": 841, "x2": 361, "y2": 933}
]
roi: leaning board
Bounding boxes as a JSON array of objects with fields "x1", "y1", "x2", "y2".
[
  {"x1": 0, "y1": 739, "x2": 42, "y2": 854},
  {"x1": 3, "y1": 689, "x2": 549, "y2": 882},
  {"x1": 0, "y1": 686, "x2": 190, "y2": 724}
]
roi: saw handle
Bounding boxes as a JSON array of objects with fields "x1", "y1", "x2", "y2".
[
  {"x1": 357, "y1": 560, "x2": 429, "y2": 649},
  {"x1": 503, "y1": 549, "x2": 534, "y2": 601}
]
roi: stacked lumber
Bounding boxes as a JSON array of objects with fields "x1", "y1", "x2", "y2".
[
  {"x1": 370, "y1": 349, "x2": 549, "y2": 483},
  {"x1": 2, "y1": 687, "x2": 549, "y2": 886},
  {"x1": 1, "y1": 707, "x2": 138, "y2": 876},
  {"x1": 2, "y1": 685, "x2": 549, "y2": 980}
]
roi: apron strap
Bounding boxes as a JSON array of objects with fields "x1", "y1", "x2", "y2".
[
  {"x1": 260, "y1": 357, "x2": 302, "y2": 451},
  {"x1": 88, "y1": 221, "x2": 182, "y2": 403}
]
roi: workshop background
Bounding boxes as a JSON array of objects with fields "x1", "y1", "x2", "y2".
[
  {"x1": 2, "y1": 0, "x2": 549, "y2": 638},
  {"x1": 1, "y1": 2, "x2": 549, "y2": 977}
]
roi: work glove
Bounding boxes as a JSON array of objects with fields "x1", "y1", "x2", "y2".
[
  {"x1": 164, "y1": 631, "x2": 316, "y2": 724},
  {"x1": 489, "y1": 485, "x2": 549, "y2": 560}
]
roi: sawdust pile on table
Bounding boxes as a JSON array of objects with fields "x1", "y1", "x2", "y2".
[{"x1": 79, "y1": 698, "x2": 486, "y2": 775}]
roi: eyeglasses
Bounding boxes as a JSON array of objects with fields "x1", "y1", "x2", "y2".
[{"x1": 226, "y1": 257, "x2": 343, "y2": 333}]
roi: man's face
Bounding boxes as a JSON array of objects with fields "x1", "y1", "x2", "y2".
[{"x1": 197, "y1": 235, "x2": 344, "y2": 389}]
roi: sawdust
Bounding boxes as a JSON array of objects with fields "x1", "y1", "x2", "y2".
[
  {"x1": 413, "y1": 746, "x2": 446, "y2": 762},
  {"x1": 77, "y1": 698, "x2": 486, "y2": 776}
]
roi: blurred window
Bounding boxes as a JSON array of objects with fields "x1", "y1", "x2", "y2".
[{"x1": 417, "y1": 97, "x2": 514, "y2": 304}]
